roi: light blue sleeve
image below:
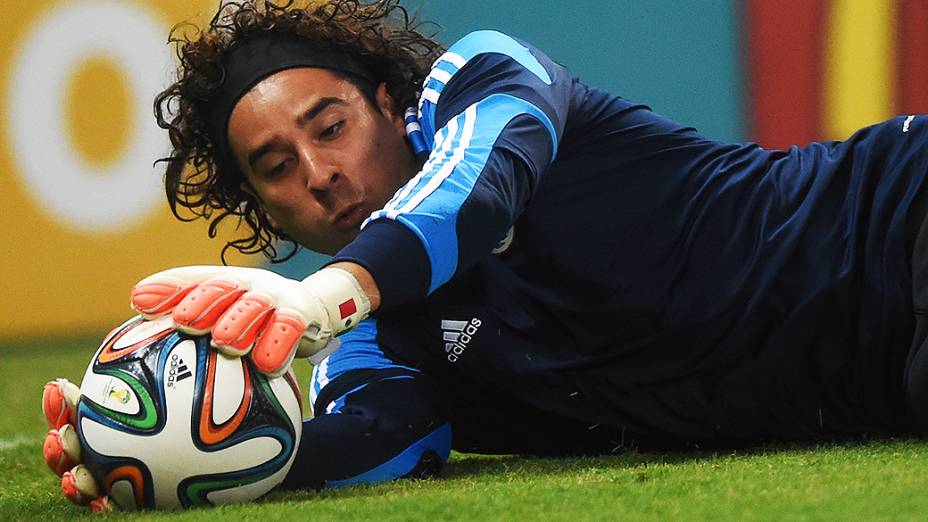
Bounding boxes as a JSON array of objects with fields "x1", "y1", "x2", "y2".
[{"x1": 338, "y1": 31, "x2": 571, "y2": 297}]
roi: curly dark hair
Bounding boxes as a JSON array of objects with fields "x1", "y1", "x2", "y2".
[{"x1": 154, "y1": 0, "x2": 444, "y2": 262}]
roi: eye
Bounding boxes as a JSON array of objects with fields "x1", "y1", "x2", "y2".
[
  {"x1": 320, "y1": 120, "x2": 345, "y2": 140},
  {"x1": 264, "y1": 160, "x2": 288, "y2": 179}
]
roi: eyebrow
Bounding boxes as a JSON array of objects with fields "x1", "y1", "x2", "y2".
[
  {"x1": 247, "y1": 139, "x2": 282, "y2": 170},
  {"x1": 246, "y1": 97, "x2": 346, "y2": 169},
  {"x1": 297, "y1": 96, "x2": 344, "y2": 126}
]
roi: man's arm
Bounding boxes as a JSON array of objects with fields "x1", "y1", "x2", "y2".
[
  {"x1": 281, "y1": 368, "x2": 451, "y2": 490},
  {"x1": 330, "y1": 31, "x2": 572, "y2": 310},
  {"x1": 282, "y1": 318, "x2": 451, "y2": 489}
]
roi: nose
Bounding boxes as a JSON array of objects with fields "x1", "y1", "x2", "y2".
[
  {"x1": 306, "y1": 168, "x2": 339, "y2": 194},
  {"x1": 298, "y1": 148, "x2": 339, "y2": 194}
]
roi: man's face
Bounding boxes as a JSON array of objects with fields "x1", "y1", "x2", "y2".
[{"x1": 227, "y1": 68, "x2": 416, "y2": 255}]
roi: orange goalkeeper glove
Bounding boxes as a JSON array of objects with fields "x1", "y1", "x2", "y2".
[
  {"x1": 41, "y1": 378, "x2": 113, "y2": 513},
  {"x1": 130, "y1": 266, "x2": 370, "y2": 376}
]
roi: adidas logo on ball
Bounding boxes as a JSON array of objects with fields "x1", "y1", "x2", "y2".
[{"x1": 166, "y1": 353, "x2": 192, "y2": 388}]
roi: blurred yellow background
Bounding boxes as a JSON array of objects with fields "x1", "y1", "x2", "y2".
[{"x1": 0, "y1": 1, "x2": 251, "y2": 341}]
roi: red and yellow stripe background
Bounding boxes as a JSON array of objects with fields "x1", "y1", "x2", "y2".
[{"x1": 747, "y1": 0, "x2": 928, "y2": 148}]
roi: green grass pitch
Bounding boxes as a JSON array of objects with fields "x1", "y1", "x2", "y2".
[{"x1": 3, "y1": 335, "x2": 928, "y2": 521}]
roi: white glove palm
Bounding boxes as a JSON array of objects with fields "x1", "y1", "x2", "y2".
[{"x1": 130, "y1": 266, "x2": 369, "y2": 375}]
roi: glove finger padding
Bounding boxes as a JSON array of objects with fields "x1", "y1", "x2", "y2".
[
  {"x1": 43, "y1": 378, "x2": 80, "y2": 429},
  {"x1": 131, "y1": 266, "x2": 234, "y2": 319},
  {"x1": 62, "y1": 464, "x2": 99, "y2": 506},
  {"x1": 171, "y1": 278, "x2": 246, "y2": 335},
  {"x1": 61, "y1": 464, "x2": 111, "y2": 510},
  {"x1": 89, "y1": 496, "x2": 114, "y2": 513},
  {"x1": 249, "y1": 311, "x2": 311, "y2": 376},
  {"x1": 210, "y1": 291, "x2": 276, "y2": 357},
  {"x1": 130, "y1": 281, "x2": 195, "y2": 319},
  {"x1": 229, "y1": 272, "x2": 331, "y2": 375},
  {"x1": 44, "y1": 424, "x2": 81, "y2": 476},
  {"x1": 42, "y1": 379, "x2": 82, "y2": 476}
]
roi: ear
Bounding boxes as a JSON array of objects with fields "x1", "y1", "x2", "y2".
[
  {"x1": 240, "y1": 181, "x2": 279, "y2": 229},
  {"x1": 375, "y1": 82, "x2": 406, "y2": 135}
]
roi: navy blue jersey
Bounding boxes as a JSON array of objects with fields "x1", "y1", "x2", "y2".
[{"x1": 287, "y1": 31, "x2": 928, "y2": 489}]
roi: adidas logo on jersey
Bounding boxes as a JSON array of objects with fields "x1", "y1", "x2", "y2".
[
  {"x1": 166, "y1": 353, "x2": 192, "y2": 388},
  {"x1": 442, "y1": 318, "x2": 482, "y2": 363}
]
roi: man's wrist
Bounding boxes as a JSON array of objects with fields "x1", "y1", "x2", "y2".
[
  {"x1": 323, "y1": 262, "x2": 382, "y2": 313},
  {"x1": 301, "y1": 264, "x2": 377, "y2": 339}
]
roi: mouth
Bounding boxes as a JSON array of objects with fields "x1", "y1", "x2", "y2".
[{"x1": 334, "y1": 202, "x2": 367, "y2": 228}]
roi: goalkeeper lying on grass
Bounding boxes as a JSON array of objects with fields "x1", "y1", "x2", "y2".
[{"x1": 42, "y1": 0, "x2": 928, "y2": 510}]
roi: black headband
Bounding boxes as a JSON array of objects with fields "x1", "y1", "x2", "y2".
[{"x1": 206, "y1": 33, "x2": 374, "y2": 168}]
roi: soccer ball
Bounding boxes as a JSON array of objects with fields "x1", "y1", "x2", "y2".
[{"x1": 75, "y1": 315, "x2": 303, "y2": 509}]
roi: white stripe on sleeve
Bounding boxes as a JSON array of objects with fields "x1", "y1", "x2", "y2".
[
  {"x1": 421, "y1": 88, "x2": 441, "y2": 105},
  {"x1": 316, "y1": 357, "x2": 330, "y2": 389},
  {"x1": 428, "y1": 68, "x2": 453, "y2": 85},
  {"x1": 389, "y1": 104, "x2": 477, "y2": 218},
  {"x1": 380, "y1": 116, "x2": 460, "y2": 216},
  {"x1": 439, "y1": 51, "x2": 467, "y2": 69}
]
